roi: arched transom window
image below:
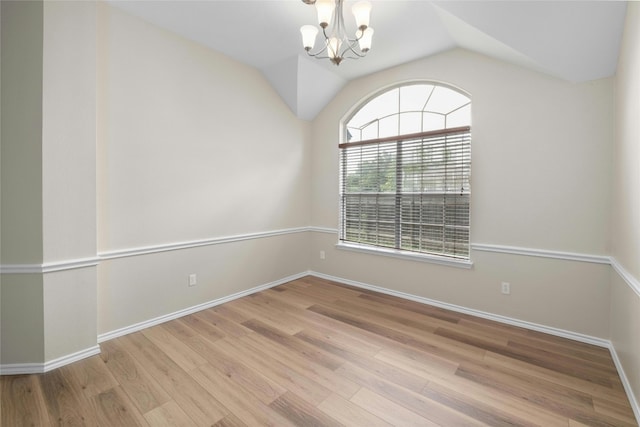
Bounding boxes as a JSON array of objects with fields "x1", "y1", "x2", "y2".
[{"x1": 339, "y1": 83, "x2": 472, "y2": 262}]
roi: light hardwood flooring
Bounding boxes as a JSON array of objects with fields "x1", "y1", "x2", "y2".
[{"x1": 1, "y1": 275, "x2": 637, "y2": 426}]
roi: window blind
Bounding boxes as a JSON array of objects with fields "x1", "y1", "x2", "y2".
[{"x1": 339, "y1": 126, "x2": 471, "y2": 259}]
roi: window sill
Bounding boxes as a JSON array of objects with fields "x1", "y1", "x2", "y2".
[{"x1": 335, "y1": 242, "x2": 473, "y2": 269}]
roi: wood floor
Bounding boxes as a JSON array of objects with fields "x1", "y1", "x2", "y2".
[{"x1": 1, "y1": 275, "x2": 636, "y2": 426}]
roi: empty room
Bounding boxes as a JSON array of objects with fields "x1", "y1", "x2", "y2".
[{"x1": 1, "y1": 0, "x2": 639, "y2": 425}]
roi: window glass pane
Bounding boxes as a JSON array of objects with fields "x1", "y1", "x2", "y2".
[
  {"x1": 378, "y1": 114, "x2": 399, "y2": 139},
  {"x1": 343, "y1": 144, "x2": 396, "y2": 193},
  {"x1": 346, "y1": 126, "x2": 361, "y2": 142},
  {"x1": 348, "y1": 84, "x2": 471, "y2": 137},
  {"x1": 446, "y1": 104, "x2": 471, "y2": 128},
  {"x1": 399, "y1": 112, "x2": 422, "y2": 135},
  {"x1": 360, "y1": 121, "x2": 379, "y2": 140},
  {"x1": 349, "y1": 88, "x2": 399, "y2": 129},
  {"x1": 425, "y1": 86, "x2": 470, "y2": 116},
  {"x1": 400, "y1": 84, "x2": 433, "y2": 112},
  {"x1": 422, "y1": 112, "x2": 445, "y2": 132}
]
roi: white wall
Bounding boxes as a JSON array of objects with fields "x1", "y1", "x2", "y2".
[
  {"x1": 96, "y1": 4, "x2": 312, "y2": 335},
  {"x1": 611, "y1": 1, "x2": 640, "y2": 410},
  {"x1": 310, "y1": 49, "x2": 614, "y2": 338}
]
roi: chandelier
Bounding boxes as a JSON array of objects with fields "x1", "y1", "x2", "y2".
[{"x1": 300, "y1": 0, "x2": 374, "y2": 66}]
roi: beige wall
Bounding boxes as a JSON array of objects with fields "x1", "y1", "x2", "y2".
[
  {"x1": 1, "y1": 1, "x2": 45, "y2": 365},
  {"x1": 2, "y1": 2, "x2": 312, "y2": 364},
  {"x1": 310, "y1": 49, "x2": 614, "y2": 338},
  {"x1": 610, "y1": 270, "x2": 640, "y2": 409},
  {"x1": 42, "y1": 1, "x2": 97, "y2": 263},
  {"x1": 612, "y1": 3, "x2": 640, "y2": 280},
  {"x1": 1, "y1": 275, "x2": 44, "y2": 364},
  {"x1": 311, "y1": 233, "x2": 611, "y2": 338},
  {"x1": 95, "y1": 4, "x2": 311, "y2": 335},
  {"x1": 611, "y1": 1, "x2": 640, "y2": 410},
  {"x1": 97, "y1": 5, "x2": 310, "y2": 251},
  {"x1": 1, "y1": 0, "x2": 43, "y2": 266},
  {"x1": 40, "y1": 1, "x2": 99, "y2": 363},
  {"x1": 43, "y1": 269, "x2": 97, "y2": 361},
  {"x1": 98, "y1": 234, "x2": 310, "y2": 335},
  {"x1": 0, "y1": 8, "x2": 637, "y2": 415},
  {"x1": 1, "y1": 1, "x2": 100, "y2": 365},
  {"x1": 311, "y1": 49, "x2": 612, "y2": 254}
]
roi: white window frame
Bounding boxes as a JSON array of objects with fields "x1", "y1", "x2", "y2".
[{"x1": 338, "y1": 82, "x2": 472, "y2": 268}]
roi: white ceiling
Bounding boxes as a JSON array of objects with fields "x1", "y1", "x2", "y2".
[{"x1": 109, "y1": 0, "x2": 628, "y2": 120}]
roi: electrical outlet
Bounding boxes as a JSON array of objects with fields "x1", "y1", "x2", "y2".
[
  {"x1": 320, "y1": 250, "x2": 326, "y2": 260},
  {"x1": 501, "y1": 282, "x2": 510, "y2": 295},
  {"x1": 189, "y1": 273, "x2": 197, "y2": 287}
]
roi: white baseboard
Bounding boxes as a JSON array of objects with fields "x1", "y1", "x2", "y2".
[
  {"x1": 97, "y1": 271, "x2": 310, "y2": 343},
  {"x1": 0, "y1": 345, "x2": 101, "y2": 375},
  {"x1": 0, "y1": 272, "x2": 309, "y2": 375},
  {"x1": 309, "y1": 271, "x2": 609, "y2": 347},
  {"x1": 1, "y1": 267, "x2": 637, "y2": 422},
  {"x1": 608, "y1": 342, "x2": 640, "y2": 423},
  {"x1": 308, "y1": 270, "x2": 639, "y2": 423}
]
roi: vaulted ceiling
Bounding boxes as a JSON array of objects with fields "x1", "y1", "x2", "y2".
[{"x1": 109, "y1": 1, "x2": 628, "y2": 120}]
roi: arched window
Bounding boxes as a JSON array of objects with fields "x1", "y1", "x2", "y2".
[{"x1": 339, "y1": 82, "x2": 471, "y2": 262}]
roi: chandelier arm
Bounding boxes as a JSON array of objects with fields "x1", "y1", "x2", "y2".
[
  {"x1": 305, "y1": 45, "x2": 329, "y2": 58},
  {"x1": 302, "y1": 24, "x2": 328, "y2": 58},
  {"x1": 300, "y1": 0, "x2": 372, "y2": 65},
  {"x1": 343, "y1": 38, "x2": 367, "y2": 59},
  {"x1": 305, "y1": 36, "x2": 368, "y2": 61}
]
